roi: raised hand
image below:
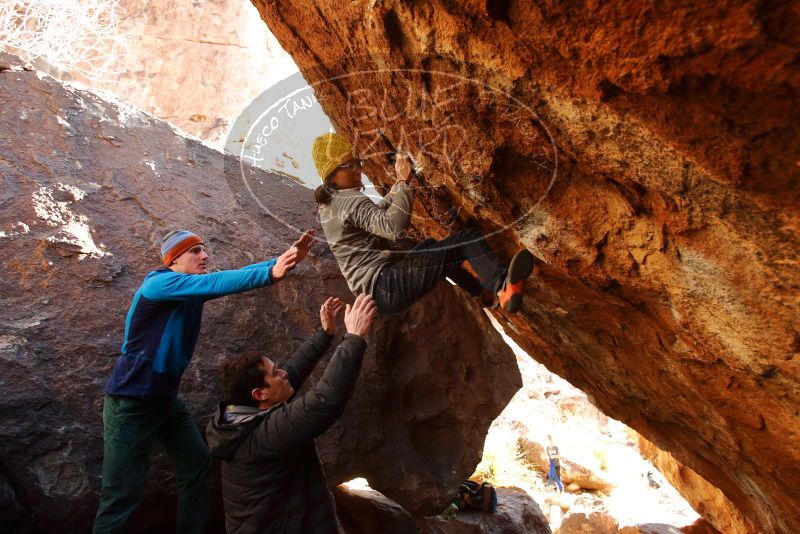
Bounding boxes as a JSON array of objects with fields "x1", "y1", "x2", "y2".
[
  {"x1": 272, "y1": 230, "x2": 315, "y2": 280},
  {"x1": 292, "y1": 229, "x2": 315, "y2": 264},
  {"x1": 319, "y1": 297, "x2": 344, "y2": 335},
  {"x1": 271, "y1": 246, "x2": 298, "y2": 280},
  {"x1": 394, "y1": 153, "x2": 412, "y2": 183},
  {"x1": 344, "y1": 294, "x2": 377, "y2": 338},
  {"x1": 271, "y1": 229, "x2": 315, "y2": 280}
]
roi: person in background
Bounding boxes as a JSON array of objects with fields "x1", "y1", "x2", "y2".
[{"x1": 546, "y1": 435, "x2": 564, "y2": 492}]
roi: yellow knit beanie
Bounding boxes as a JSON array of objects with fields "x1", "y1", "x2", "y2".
[{"x1": 312, "y1": 132, "x2": 353, "y2": 182}]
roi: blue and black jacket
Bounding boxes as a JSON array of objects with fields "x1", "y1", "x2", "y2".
[{"x1": 105, "y1": 259, "x2": 277, "y2": 399}]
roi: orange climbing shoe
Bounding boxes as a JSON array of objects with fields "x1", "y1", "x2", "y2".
[{"x1": 498, "y1": 249, "x2": 535, "y2": 313}]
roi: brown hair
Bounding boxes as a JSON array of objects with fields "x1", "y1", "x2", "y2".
[
  {"x1": 314, "y1": 184, "x2": 332, "y2": 205},
  {"x1": 221, "y1": 351, "x2": 267, "y2": 407},
  {"x1": 314, "y1": 171, "x2": 338, "y2": 205}
]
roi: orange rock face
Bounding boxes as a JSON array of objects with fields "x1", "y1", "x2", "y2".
[
  {"x1": 637, "y1": 433, "x2": 755, "y2": 534},
  {"x1": 250, "y1": 2, "x2": 800, "y2": 532}
]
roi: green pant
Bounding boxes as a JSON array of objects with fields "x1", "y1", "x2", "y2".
[{"x1": 93, "y1": 395, "x2": 211, "y2": 534}]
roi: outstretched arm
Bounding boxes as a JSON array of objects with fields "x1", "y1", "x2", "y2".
[
  {"x1": 239, "y1": 258, "x2": 277, "y2": 271},
  {"x1": 141, "y1": 265, "x2": 274, "y2": 301},
  {"x1": 263, "y1": 229, "x2": 316, "y2": 280},
  {"x1": 255, "y1": 334, "x2": 366, "y2": 456},
  {"x1": 142, "y1": 230, "x2": 317, "y2": 301},
  {"x1": 251, "y1": 295, "x2": 377, "y2": 458},
  {"x1": 347, "y1": 184, "x2": 414, "y2": 242},
  {"x1": 349, "y1": 154, "x2": 415, "y2": 241},
  {"x1": 376, "y1": 194, "x2": 393, "y2": 210},
  {"x1": 279, "y1": 332, "x2": 333, "y2": 390},
  {"x1": 279, "y1": 298, "x2": 343, "y2": 389}
]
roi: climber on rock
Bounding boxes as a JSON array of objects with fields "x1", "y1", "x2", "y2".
[
  {"x1": 312, "y1": 132, "x2": 537, "y2": 315},
  {"x1": 93, "y1": 228, "x2": 314, "y2": 534},
  {"x1": 206, "y1": 294, "x2": 377, "y2": 534}
]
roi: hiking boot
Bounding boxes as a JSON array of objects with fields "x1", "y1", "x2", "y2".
[{"x1": 498, "y1": 249, "x2": 535, "y2": 313}]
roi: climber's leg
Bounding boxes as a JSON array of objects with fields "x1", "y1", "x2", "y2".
[
  {"x1": 407, "y1": 237, "x2": 485, "y2": 299},
  {"x1": 554, "y1": 466, "x2": 564, "y2": 492},
  {"x1": 373, "y1": 229, "x2": 512, "y2": 314}
]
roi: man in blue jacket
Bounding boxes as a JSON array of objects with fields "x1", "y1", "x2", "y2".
[{"x1": 93, "y1": 228, "x2": 314, "y2": 534}]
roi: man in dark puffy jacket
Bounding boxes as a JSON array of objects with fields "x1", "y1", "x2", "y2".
[{"x1": 206, "y1": 294, "x2": 377, "y2": 534}]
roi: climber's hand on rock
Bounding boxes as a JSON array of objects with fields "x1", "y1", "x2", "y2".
[{"x1": 394, "y1": 153, "x2": 412, "y2": 183}]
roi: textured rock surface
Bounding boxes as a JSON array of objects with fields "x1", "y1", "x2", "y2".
[
  {"x1": 334, "y1": 484, "x2": 419, "y2": 533},
  {"x1": 251, "y1": 1, "x2": 800, "y2": 531},
  {"x1": 559, "y1": 510, "x2": 619, "y2": 534},
  {"x1": 637, "y1": 433, "x2": 754, "y2": 534},
  {"x1": 619, "y1": 524, "x2": 684, "y2": 534},
  {"x1": 485, "y1": 351, "x2": 701, "y2": 529},
  {"x1": 0, "y1": 52, "x2": 519, "y2": 530},
  {"x1": 28, "y1": 0, "x2": 294, "y2": 143},
  {"x1": 334, "y1": 484, "x2": 552, "y2": 534},
  {"x1": 680, "y1": 518, "x2": 724, "y2": 534},
  {"x1": 620, "y1": 522, "x2": 721, "y2": 534}
]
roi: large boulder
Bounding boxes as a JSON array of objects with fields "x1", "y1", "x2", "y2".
[
  {"x1": 334, "y1": 484, "x2": 419, "y2": 534},
  {"x1": 680, "y1": 519, "x2": 723, "y2": 534},
  {"x1": 0, "y1": 52, "x2": 520, "y2": 531},
  {"x1": 21, "y1": 0, "x2": 290, "y2": 143},
  {"x1": 249, "y1": 1, "x2": 800, "y2": 531},
  {"x1": 517, "y1": 436, "x2": 612, "y2": 493},
  {"x1": 620, "y1": 523, "x2": 721, "y2": 534},
  {"x1": 559, "y1": 511, "x2": 619, "y2": 534},
  {"x1": 333, "y1": 484, "x2": 552, "y2": 534},
  {"x1": 555, "y1": 394, "x2": 610, "y2": 431},
  {"x1": 619, "y1": 525, "x2": 684, "y2": 534},
  {"x1": 636, "y1": 433, "x2": 754, "y2": 534}
]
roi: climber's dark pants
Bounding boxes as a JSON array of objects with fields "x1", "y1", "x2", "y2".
[
  {"x1": 93, "y1": 395, "x2": 211, "y2": 534},
  {"x1": 373, "y1": 228, "x2": 507, "y2": 315}
]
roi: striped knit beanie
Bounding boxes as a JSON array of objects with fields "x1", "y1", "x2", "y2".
[
  {"x1": 161, "y1": 230, "x2": 204, "y2": 267},
  {"x1": 312, "y1": 132, "x2": 353, "y2": 182}
]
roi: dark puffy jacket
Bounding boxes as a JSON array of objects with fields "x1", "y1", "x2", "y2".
[{"x1": 206, "y1": 331, "x2": 367, "y2": 534}]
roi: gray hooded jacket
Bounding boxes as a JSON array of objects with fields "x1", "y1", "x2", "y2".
[{"x1": 319, "y1": 181, "x2": 414, "y2": 295}]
